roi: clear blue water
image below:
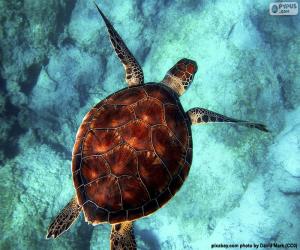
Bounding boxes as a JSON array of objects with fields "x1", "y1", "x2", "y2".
[{"x1": 0, "y1": 0, "x2": 299, "y2": 249}]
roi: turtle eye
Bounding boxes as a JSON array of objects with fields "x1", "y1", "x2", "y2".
[
  {"x1": 177, "y1": 62, "x2": 186, "y2": 71},
  {"x1": 187, "y1": 63, "x2": 196, "y2": 74}
]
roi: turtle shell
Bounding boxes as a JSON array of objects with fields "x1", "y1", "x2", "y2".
[{"x1": 72, "y1": 84, "x2": 193, "y2": 225}]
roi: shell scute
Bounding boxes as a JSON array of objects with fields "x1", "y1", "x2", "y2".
[
  {"x1": 91, "y1": 105, "x2": 134, "y2": 129},
  {"x1": 144, "y1": 84, "x2": 175, "y2": 104},
  {"x1": 83, "y1": 201, "x2": 108, "y2": 224},
  {"x1": 72, "y1": 154, "x2": 82, "y2": 172},
  {"x1": 152, "y1": 125, "x2": 185, "y2": 175},
  {"x1": 103, "y1": 144, "x2": 138, "y2": 177},
  {"x1": 164, "y1": 104, "x2": 189, "y2": 147},
  {"x1": 76, "y1": 185, "x2": 87, "y2": 205},
  {"x1": 75, "y1": 122, "x2": 90, "y2": 139},
  {"x1": 127, "y1": 207, "x2": 143, "y2": 221},
  {"x1": 73, "y1": 170, "x2": 82, "y2": 189},
  {"x1": 108, "y1": 87, "x2": 146, "y2": 105},
  {"x1": 82, "y1": 108, "x2": 97, "y2": 123},
  {"x1": 109, "y1": 210, "x2": 127, "y2": 224},
  {"x1": 134, "y1": 97, "x2": 164, "y2": 125},
  {"x1": 157, "y1": 189, "x2": 172, "y2": 207},
  {"x1": 186, "y1": 147, "x2": 192, "y2": 164},
  {"x1": 179, "y1": 162, "x2": 191, "y2": 181},
  {"x1": 82, "y1": 130, "x2": 122, "y2": 155},
  {"x1": 138, "y1": 151, "x2": 171, "y2": 199},
  {"x1": 119, "y1": 120, "x2": 152, "y2": 150},
  {"x1": 118, "y1": 176, "x2": 149, "y2": 210},
  {"x1": 169, "y1": 175, "x2": 183, "y2": 195},
  {"x1": 72, "y1": 139, "x2": 83, "y2": 156},
  {"x1": 85, "y1": 176, "x2": 122, "y2": 211},
  {"x1": 81, "y1": 156, "x2": 110, "y2": 183},
  {"x1": 143, "y1": 200, "x2": 159, "y2": 216}
]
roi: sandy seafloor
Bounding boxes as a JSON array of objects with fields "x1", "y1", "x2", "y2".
[{"x1": 0, "y1": 0, "x2": 299, "y2": 249}]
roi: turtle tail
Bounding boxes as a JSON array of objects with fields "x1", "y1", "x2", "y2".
[{"x1": 46, "y1": 196, "x2": 82, "y2": 239}]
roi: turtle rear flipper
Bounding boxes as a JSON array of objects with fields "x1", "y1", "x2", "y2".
[
  {"x1": 110, "y1": 222, "x2": 136, "y2": 250},
  {"x1": 46, "y1": 196, "x2": 81, "y2": 239}
]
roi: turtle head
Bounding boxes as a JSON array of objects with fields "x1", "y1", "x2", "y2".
[{"x1": 161, "y1": 58, "x2": 198, "y2": 96}]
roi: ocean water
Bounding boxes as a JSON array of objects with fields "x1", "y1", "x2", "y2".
[{"x1": 0, "y1": 0, "x2": 299, "y2": 249}]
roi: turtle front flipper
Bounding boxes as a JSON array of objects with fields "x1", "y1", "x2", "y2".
[
  {"x1": 187, "y1": 107, "x2": 269, "y2": 132},
  {"x1": 46, "y1": 196, "x2": 82, "y2": 239},
  {"x1": 95, "y1": 3, "x2": 144, "y2": 86},
  {"x1": 110, "y1": 222, "x2": 136, "y2": 250},
  {"x1": 161, "y1": 58, "x2": 198, "y2": 96}
]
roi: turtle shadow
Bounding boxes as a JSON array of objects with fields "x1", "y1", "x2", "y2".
[{"x1": 136, "y1": 228, "x2": 161, "y2": 250}]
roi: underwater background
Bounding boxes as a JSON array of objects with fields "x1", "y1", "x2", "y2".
[{"x1": 0, "y1": 0, "x2": 299, "y2": 249}]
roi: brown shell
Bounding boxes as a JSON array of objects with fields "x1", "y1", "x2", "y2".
[{"x1": 72, "y1": 84, "x2": 193, "y2": 224}]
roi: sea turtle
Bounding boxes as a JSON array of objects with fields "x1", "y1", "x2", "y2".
[{"x1": 46, "y1": 3, "x2": 268, "y2": 249}]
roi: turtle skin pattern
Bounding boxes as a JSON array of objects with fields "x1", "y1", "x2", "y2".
[{"x1": 72, "y1": 84, "x2": 193, "y2": 224}]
